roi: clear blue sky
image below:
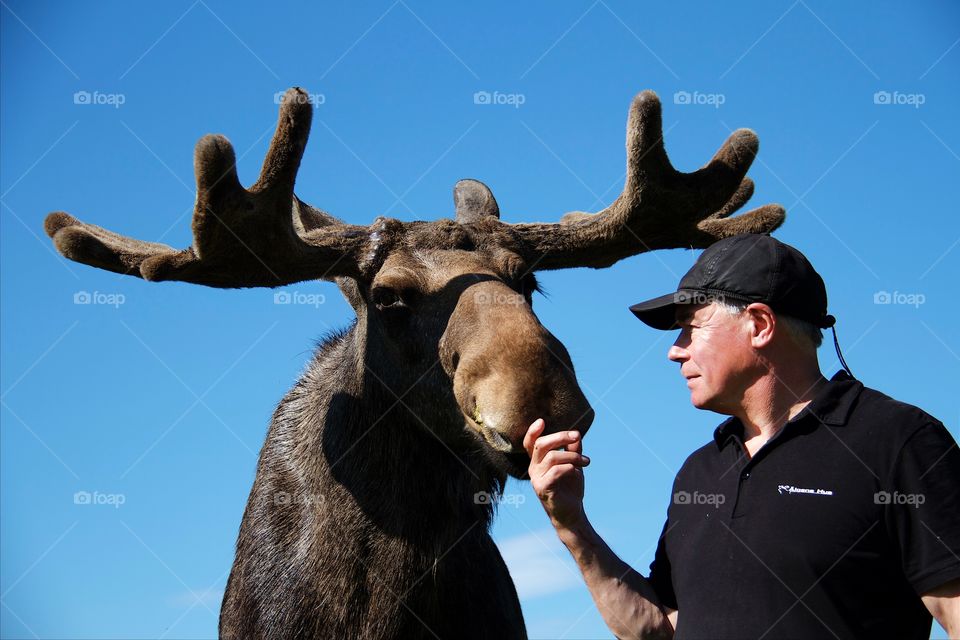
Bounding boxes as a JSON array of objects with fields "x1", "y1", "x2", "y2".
[{"x1": 2, "y1": 1, "x2": 957, "y2": 638}]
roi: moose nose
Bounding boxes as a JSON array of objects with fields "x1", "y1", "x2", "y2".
[
  {"x1": 454, "y1": 329, "x2": 594, "y2": 451},
  {"x1": 543, "y1": 404, "x2": 595, "y2": 438},
  {"x1": 443, "y1": 279, "x2": 594, "y2": 455},
  {"x1": 527, "y1": 375, "x2": 594, "y2": 441}
]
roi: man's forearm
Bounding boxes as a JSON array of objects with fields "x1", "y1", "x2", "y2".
[{"x1": 556, "y1": 517, "x2": 674, "y2": 640}]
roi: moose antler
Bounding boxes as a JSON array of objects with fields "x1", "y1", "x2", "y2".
[
  {"x1": 44, "y1": 88, "x2": 370, "y2": 288},
  {"x1": 510, "y1": 90, "x2": 785, "y2": 270},
  {"x1": 45, "y1": 87, "x2": 784, "y2": 286}
]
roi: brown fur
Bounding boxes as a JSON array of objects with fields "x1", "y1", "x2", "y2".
[{"x1": 43, "y1": 87, "x2": 785, "y2": 639}]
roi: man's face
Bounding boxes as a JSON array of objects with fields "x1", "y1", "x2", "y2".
[{"x1": 667, "y1": 303, "x2": 757, "y2": 414}]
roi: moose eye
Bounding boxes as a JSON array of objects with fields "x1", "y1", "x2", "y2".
[{"x1": 372, "y1": 287, "x2": 403, "y2": 309}]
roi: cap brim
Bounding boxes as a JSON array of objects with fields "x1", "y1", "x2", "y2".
[
  {"x1": 630, "y1": 289, "x2": 719, "y2": 329},
  {"x1": 629, "y1": 292, "x2": 683, "y2": 330}
]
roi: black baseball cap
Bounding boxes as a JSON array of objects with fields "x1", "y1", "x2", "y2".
[{"x1": 629, "y1": 234, "x2": 834, "y2": 330}]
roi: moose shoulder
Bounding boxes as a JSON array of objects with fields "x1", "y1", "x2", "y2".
[{"x1": 44, "y1": 87, "x2": 784, "y2": 639}]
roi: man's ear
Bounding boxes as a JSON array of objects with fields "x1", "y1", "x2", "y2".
[{"x1": 745, "y1": 303, "x2": 776, "y2": 348}]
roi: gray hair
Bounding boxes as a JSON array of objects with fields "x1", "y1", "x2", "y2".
[{"x1": 715, "y1": 301, "x2": 823, "y2": 349}]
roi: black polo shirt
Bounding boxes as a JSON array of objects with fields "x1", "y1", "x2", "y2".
[{"x1": 648, "y1": 371, "x2": 960, "y2": 639}]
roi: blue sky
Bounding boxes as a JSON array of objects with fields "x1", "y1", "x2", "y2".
[{"x1": 1, "y1": 1, "x2": 958, "y2": 638}]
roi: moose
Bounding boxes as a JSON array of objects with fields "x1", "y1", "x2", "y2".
[{"x1": 44, "y1": 87, "x2": 784, "y2": 638}]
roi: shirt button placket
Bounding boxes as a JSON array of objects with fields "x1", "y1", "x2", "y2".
[{"x1": 731, "y1": 464, "x2": 752, "y2": 519}]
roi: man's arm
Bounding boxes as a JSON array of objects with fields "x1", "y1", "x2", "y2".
[
  {"x1": 524, "y1": 419, "x2": 676, "y2": 640},
  {"x1": 922, "y1": 577, "x2": 960, "y2": 638},
  {"x1": 886, "y1": 420, "x2": 960, "y2": 638},
  {"x1": 556, "y1": 516, "x2": 677, "y2": 639}
]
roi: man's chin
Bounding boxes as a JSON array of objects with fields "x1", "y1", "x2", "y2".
[
  {"x1": 689, "y1": 392, "x2": 718, "y2": 412},
  {"x1": 689, "y1": 392, "x2": 708, "y2": 409},
  {"x1": 690, "y1": 395, "x2": 738, "y2": 418}
]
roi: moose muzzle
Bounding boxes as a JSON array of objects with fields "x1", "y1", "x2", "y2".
[{"x1": 442, "y1": 280, "x2": 594, "y2": 476}]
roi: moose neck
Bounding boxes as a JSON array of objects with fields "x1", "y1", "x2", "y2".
[{"x1": 310, "y1": 321, "x2": 503, "y2": 544}]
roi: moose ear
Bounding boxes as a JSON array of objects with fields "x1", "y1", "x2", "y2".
[
  {"x1": 334, "y1": 277, "x2": 365, "y2": 312},
  {"x1": 454, "y1": 179, "x2": 500, "y2": 223}
]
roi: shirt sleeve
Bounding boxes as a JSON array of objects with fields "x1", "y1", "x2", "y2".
[
  {"x1": 885, "y1": 420, "x2": 960, "y2": 595},
  {"x1": 647, "y1": 518, "x2": 677, "y2": 610}
]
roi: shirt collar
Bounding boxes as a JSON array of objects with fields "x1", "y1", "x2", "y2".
[
  {"x1": 713, "y1": 370, "x2": 863, "y2": 449},
  {"x1": 713, "y1": 417, "x2": 741, "y2": 449}
]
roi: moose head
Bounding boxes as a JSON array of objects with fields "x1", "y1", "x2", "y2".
[{"x1": 44, "y1": 87, "x2": 783, "y2": 480}]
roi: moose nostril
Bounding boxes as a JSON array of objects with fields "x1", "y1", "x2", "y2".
[{"x1": 451, "y1": 352, "x2": 460, "y2": 372}]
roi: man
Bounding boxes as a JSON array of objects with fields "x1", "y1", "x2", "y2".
[{"x1": 524, "y1": 234, "x2": 960, "y2": 639}]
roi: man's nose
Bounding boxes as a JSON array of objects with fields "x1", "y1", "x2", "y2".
[{"x1": 667, "y1": 344, "x2": 687, "y2": 362}]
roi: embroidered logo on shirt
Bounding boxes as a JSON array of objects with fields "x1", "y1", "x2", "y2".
[{"x1": 777, "y1": 484, "x2": 834, "y2": 496}]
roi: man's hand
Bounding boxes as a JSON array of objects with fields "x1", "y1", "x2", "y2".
[
  {"x1": 524, "y1": 418, "x2": 591, "y2": 530},
  {"x1": 524, "y1": 418, "x2": 675, "y2": 639}
]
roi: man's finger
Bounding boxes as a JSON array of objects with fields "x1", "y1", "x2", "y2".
[
  {"x1": 539, "y1": 450, "x2": 590, "y2": 471},
  {"x1": 523, "y1": 418, "x2": 546, "y2": 456},
  {"x1": 531, "y1": 431, "x2": 581, "y2": 464},
  {"x1": 542, "y1": 463, "x2": 578, "y2": 485}
]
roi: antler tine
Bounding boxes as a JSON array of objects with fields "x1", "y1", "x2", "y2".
[
  {"x1": 45, "y1": 211, "x2": 177, "y2": 275},
  {"x1": 250, "y1": 88, "x2": 312, "y2": 197},
  {"x1": 45, "y1": 88, "x2": 372, "y2": 288},
  {"x1": 510, "y1": 90, "x2": 785, "y2": 271}
]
